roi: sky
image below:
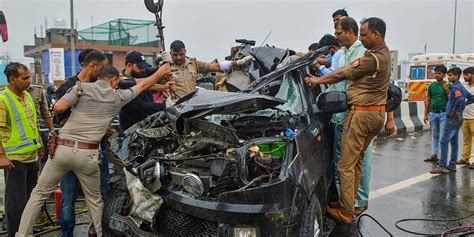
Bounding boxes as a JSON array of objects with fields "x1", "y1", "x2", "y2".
[{"x1": 0, "y1": 0, "x2": 473, "y2": 65}]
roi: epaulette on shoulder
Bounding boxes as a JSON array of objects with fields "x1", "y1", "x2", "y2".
[{"x1": 366, "y1": 51, "x2": 380, "y2": 79}]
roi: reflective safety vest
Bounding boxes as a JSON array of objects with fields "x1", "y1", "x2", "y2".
[{"x1": 0, "y1": 89, "x2": 41, "y2": 156}]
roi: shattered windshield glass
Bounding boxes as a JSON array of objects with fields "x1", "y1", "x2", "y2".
[
  {"x1": 206, "y1": 70, "x2": 303, "y2": 126},
  {"x1": 274, "y1": 72, "x2": 303, "y2": 114}
]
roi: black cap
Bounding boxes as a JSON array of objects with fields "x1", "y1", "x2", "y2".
[{"x1": 125, "y1": 51, "x2": 151, "y2": 68}]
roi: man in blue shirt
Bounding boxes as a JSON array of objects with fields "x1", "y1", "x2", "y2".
[
  {"x1": 314, "y1": 34, "x2": 342, "y2": 76},
  {"x1": 430, "y1": 67, "x2": 474, "y2": 174}
]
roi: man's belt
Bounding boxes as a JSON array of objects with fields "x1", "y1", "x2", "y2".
[
  {"x1": 430, "y1": 110, "x2": 445, "y2": 113},
  {"x1": 351, "y1": 105, "x2": 385, "y2": 112},
  {"x1": 57, "y1": 138, "x2": 99, "y2": 150}
]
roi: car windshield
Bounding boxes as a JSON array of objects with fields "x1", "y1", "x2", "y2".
[
  {"x1": 206, "y1": 70, "x2": 303, "y2": 125},
  {"x1": 410, "y1": 66, "x2": 426, "y2": 80},
  {"x1": 274, "y1": 71, "x2": 303, "y2": 115}
]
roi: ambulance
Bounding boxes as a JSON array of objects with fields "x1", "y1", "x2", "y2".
[{"x1": 406, "y1": 53, "x2": 474, "y2": 101}]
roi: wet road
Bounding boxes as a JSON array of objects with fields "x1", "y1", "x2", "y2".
[
  {"x1": 331, "y1": 131, "x2": 474, "y2": 236},
  {"x1": 1, "y1": 131, "x2": 472, "y2": 236}
]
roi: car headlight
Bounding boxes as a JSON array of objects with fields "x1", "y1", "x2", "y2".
[{"x1": 233, "y1": 226, "x2": 258, "y2": 237}]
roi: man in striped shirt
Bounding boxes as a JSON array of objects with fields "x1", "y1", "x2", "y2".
[{"x1": 0, "y1": 63, "x2": 43, "y2": 236}]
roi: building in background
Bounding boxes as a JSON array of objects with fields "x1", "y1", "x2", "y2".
[
  {"x1": 390, "y1": 50, "x2": 399, "y2": 81},
  {"x1": 24, "y1": 18, "x2": 161, "y2": 86},
  {"x1": 52, "y1": 18, "x2": 67, "y2": 29}
]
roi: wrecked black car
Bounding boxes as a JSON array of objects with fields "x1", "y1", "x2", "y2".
[{"x1": 103, "y1": 45, "x2": 347, "y2": 237}]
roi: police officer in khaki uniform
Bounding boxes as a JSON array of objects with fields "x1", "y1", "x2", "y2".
[
  {"x1": 305, "y1": 17, "x2": 392, "y2": 223},
  {"x1": 16, "y1": 64, "x2": 172, "y2": 237},
  {"x1": 167, "y1": 40, "x2": 253, "y2": 100},
  {"x1": 28, "y1": 85, "x2": 55, "y2": 166},
  {"x1": 28, "y1": 85, "x2": 54, "y2": 134}
]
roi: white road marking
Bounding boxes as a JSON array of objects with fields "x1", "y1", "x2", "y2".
[{"x1": 367, "y1": 166, "x2": 463, "y2": 200}]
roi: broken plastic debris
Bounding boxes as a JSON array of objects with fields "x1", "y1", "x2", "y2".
[{"x1": 284, "y1": 128, "x2": 294, "y2": 137}]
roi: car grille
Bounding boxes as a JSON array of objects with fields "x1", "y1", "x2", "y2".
[{"x1": 154, "y1": 205, "x2": 218, "y2": 236}]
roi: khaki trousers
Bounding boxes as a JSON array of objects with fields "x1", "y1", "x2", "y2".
[
  {"x1": 461, "y1": 119, "x2": 474, "y2": 162},
  {"x1": 16, "y1": 144, "x2": 103, "y2": 237},
  {"x1": 339, "y1": 110, "x2": 385, "y2": 213}
]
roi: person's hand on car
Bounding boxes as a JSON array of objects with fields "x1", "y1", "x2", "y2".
[{"x1": 304, "y1": 76, "x2": 320, "y2": 87}]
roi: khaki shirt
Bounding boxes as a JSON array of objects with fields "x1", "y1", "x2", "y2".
[
  {"x1": 59, "y1": 80, "x2": 138, "y2": 143},
  {"x1": 28, "y1": 85, "x2": 52, "y2": 128},
  {"x1": 0, "y1": 87, "x2": 38, "y2": 162},
  {"x1": 343, "y1": 44, "x2": 391, "y2": 106},
  {"x1": 170, "y1": 58, "x2": 210, "y2": 99}
]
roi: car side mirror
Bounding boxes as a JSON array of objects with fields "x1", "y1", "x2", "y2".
[{"x1": 314, "y1": 91, "x2": 348, "y2": 114}]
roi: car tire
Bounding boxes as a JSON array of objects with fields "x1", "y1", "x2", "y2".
[
  {"x1": 301, "y1": 194, "x2": 324, "y2": 237},
  {"x1": 102, "y1": 188, "x2": 131, "y2": 237}
]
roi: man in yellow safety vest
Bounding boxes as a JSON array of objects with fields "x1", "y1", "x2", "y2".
[{"x1": 0, "y1": 62, "x2": 43, "y2": 237}]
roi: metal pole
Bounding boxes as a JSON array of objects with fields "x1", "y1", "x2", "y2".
[
  {"x1": 91, "y1": 16, "x2": 93, "y2": 41},
  {"x1": 70, "y1": 0, "x2": 76, "y2": 75},
  {"x1": 452, "y1": 0, "x2": 457, "y2": 54}
]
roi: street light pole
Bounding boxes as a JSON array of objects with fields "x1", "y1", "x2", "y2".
[
  {"x1": 70, "y1": 0, "x2": 76, "y2": 75},
  {"x1": 452, "y1": 0, "x2": 457, "y2": 54}
]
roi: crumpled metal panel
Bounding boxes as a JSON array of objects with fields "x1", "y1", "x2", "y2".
[
  {"x1": 135, "y1": 126, "x2": 172, "y2": 139},
  {"x1": 167, "y1": 88, "x2": 285, "y2": 133},
  {"x1": 170, "y1": 88, "x2": 285, "y2": 116}
]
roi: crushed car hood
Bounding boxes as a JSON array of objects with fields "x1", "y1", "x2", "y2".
[
  {"x1": 167, "y1": 88, "x2": 285, "y2": 133},
  {"x1": 247, "y1": 46, "x2": 329, "y2": 92}
]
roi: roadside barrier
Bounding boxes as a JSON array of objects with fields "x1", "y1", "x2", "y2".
[{"x1": 380, "y1": 101, "x2": 429, "y2": 136}]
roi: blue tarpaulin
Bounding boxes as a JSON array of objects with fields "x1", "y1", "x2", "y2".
[
  {"x1": 42, "y1": 50, "x2": 49, "y2": 76},
  {"x1": 64, "y1": 49, "x2": 81, "y2": 77}
]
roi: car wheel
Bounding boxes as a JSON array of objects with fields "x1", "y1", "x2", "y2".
[
  {"x1": 301, "y1": 194, "x2": 324, "y2": 237},
  {"x1": 102, "y1": 188, "x2": 131, "y2": 237}
]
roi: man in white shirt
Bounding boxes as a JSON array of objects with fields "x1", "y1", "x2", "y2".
[{"x1": 457, "y1": 67, "x2": 474, "y2": 168}]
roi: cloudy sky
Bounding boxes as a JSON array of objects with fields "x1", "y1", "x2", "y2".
[{"x1": 0, "y1": 0, "x2": 473, "y2": 65}]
